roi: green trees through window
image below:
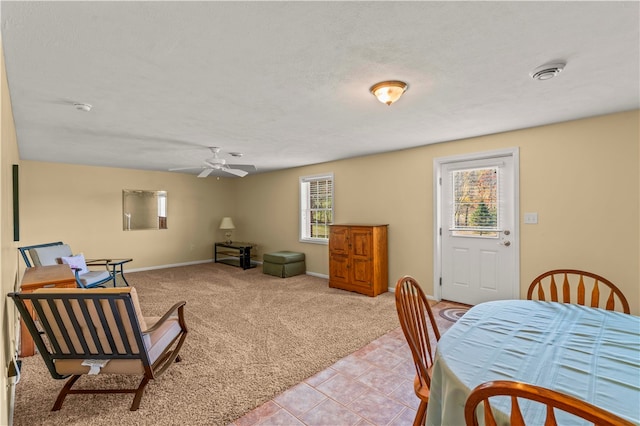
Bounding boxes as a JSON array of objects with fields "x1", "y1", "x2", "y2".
[
  {"x1": 452, "y1": 168, "x2": 498, "y2": 236},
  {"x1": 300, "y1": 174, "x2": 334, "y2": 242}
]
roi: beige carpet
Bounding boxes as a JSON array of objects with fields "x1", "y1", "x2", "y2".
[{"x1": 12, "y1": 263, "x2": 415, "y2": 425}]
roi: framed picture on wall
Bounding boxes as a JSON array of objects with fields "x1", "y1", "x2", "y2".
[{"x1": 13, "y1": 164, "x2": 19, "y2": 241}]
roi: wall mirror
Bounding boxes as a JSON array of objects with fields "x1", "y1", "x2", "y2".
[{"x1": 123, "y1": 190, "x2": 167, "y2": 230}]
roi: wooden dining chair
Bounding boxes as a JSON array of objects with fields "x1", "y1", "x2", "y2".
[
  {"x1": 527, "y1": 269, "x2": 630, "y2": 314},
  {"x1": 464, "y1": 380, "x2": 634, "y2": 426},
  {"x1": 394, "y1": 276, "x2": 441, "y2": 426}
]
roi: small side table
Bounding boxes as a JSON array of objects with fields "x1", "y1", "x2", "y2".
[
  {"x1": 214, "y1": 242, "x2": 256, "y2": 270},
  {"x1": 19, "y1": 264, "x2": 76, "y2": 356},
  {"x1": 86, "y1": 258, "x2": 133, "y2": 286}
]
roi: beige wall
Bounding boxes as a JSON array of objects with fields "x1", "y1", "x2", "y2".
[
  {"x1": 237, "y1": 110, "x2": 639, "y2": 314},
  {"x1": 1, "y1": 43, "x2": 21, "y2": 426},
  {"x1": 20, "y1": 162, "x2": 237, "y2": 269}
]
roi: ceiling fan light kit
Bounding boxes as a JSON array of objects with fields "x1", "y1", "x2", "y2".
[{"x1": 370, "y1": 80, "x2": 408, "y2": 105}]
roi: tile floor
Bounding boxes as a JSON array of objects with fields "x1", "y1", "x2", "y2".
[{"x1": 230, "y1": 301, "x2": 467, "y2": 426}]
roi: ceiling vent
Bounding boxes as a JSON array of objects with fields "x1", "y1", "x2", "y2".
[
  {"x1": 530, "y1": 63, "x2": 566, "y2": 81},
  {"x1": 73, "y1": 103, "x2": 92, "y2": 112}
]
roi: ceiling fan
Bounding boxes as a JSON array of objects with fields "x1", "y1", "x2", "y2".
[{"x1": 169, "y1": 147, "x2": 257, "y2": 178}]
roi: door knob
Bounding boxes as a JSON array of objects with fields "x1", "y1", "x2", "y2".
[{"x1": 499, "y1": 240, "x2": 511, "y2": 247}]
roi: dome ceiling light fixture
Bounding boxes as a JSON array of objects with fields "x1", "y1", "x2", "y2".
[
  {"x1": 530, "y1": 62, "x2": 566, "y2": 81},
  {"x1": 369, "y1": 80, "x2": 408, "y2": 106}
]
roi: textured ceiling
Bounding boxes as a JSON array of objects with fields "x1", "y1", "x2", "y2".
[{"x1": 1, "y1": 1, "x2": 638, "y2": 177}]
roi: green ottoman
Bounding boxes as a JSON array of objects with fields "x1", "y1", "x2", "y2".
[{"x1": 263, "y1": 251, "x2": 306, "y2": 278}]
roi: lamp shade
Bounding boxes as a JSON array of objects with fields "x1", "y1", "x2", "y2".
[
  {"x1": 219, "y1": 217, "x2": 235, "y2": 230},
  {"x1": 370, "y1": 80, "x2": 408, "y2": 105}
]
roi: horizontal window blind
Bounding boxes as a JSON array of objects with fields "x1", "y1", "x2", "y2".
[{"x1": 300, "y1": 174, "x2": 333, "y2": 242}]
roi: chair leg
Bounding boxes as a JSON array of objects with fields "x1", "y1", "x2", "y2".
[
  {"x1": 153, "y1": 333, "x2": 187, "y2": 377},
  {"x1": 52, "y1": 375, "x2": 81, "y2": 411},
  {"x1": 130, "y1": 376, "x2": 151, "y2": 411},
  {"x1": 413, "y1": 400, "x2": 427, "y2": 426}
]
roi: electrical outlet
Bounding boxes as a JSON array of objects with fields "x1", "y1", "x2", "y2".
[
  {"x1": 524, "y1": 212, "x2": 538, "y2": 224},
  {"x1": 8, "y1": 358, "x2": 21, "y2": 384}
]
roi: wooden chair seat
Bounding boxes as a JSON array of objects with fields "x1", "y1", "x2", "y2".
[{"x1": 414, "y1": 373, "x2": 431, "y2": 400}]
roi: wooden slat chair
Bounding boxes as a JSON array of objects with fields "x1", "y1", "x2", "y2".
[
  {"x1": 8, "y1": 287, "x2": 187, "y2": 411},
  {"x1": 464, "y1": 380, "x2": 634, "y2": 426},
  {"x1": 527, "y1": 269, "x2": 630, "y2": 314},
  {"x1": 395, "y1": 276, "x2": 441, "y2": 426}
]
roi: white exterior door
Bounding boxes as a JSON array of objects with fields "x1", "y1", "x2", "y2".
[{"x1": 435, "y1": 149, "x2": 519, "y2": 305}]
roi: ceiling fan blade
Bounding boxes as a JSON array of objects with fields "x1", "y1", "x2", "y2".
[
  {"x1": 169, "y1": 166, "x2": 203, "y2": 171},
  {"x1": 171, "y1": 148, "x2": 254, "y2": 177},
  {"x1": 224, "y1": 168, "x2": 249, "y2": 177},
  {"x1": 198, "y1": 168, "x2": 214, "y2": 178},
  {"x1": 228, "y1": 164, "x2": 257, "y2": 171}
]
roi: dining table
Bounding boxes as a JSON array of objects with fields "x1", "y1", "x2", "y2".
[{"x1": 424, "y1": 299, "x2": 640, "y2": 426}]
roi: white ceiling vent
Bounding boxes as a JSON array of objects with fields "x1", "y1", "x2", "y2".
[
  {"x1": 73, "y1": 103, "x2": 92, "y2": 112},
  {"x1": 530, "y1": 63, "x2": 566, "y2": 81}
]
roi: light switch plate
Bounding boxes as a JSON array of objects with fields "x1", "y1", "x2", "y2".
[{"x1": 524, "y1": 212, "x2": 538, "y2": 224}]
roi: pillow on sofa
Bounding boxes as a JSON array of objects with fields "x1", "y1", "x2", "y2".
[{"x1": 61, "y1": 253, "x2": 89, "y2": 275}]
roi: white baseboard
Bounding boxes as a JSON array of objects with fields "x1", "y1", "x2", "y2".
[
  {"x1": 127, "y1": 263, "x2": 420, "y2": 301},
  {"x1": 386, "y1": 285, "x2": 438, "y2": 301},
  {"x1": 8, "y1": 356, "x2": 20, "y2": 426},
  {"x1": 306, "y1": 271, "x2": 328, "y2": 279},
  {"x1": 126, "y1": 259, "x2": 212, "y2": 273},
  {"x1": 127, "y1": 260, "x2": 329, "y2": 281}
]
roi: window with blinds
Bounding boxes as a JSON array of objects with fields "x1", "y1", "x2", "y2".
[
  {"x1": 451, "y1": 167, "x2": 499, "y2": 237},
  {"x1": 300, "y1": 173, "x2": 334, "y2": 243}
]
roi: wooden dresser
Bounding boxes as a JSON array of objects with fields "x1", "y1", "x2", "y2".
[
  {"x1": 19, "y1": 264, "x2": 76, "y2": 356},
  {"x1": 328, "y1": 224, "x2": 388, "y2": 297}
]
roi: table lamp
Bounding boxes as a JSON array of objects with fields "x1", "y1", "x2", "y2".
[{"x1": 219, "y1": 217, "x2": 235, "y2": 243}]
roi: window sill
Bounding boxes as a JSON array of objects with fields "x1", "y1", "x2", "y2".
[{"x1": 299, "y1": 238, "x2": 328, "y2": 245}]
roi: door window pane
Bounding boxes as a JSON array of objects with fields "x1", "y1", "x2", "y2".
[{"x1": 451, "y1": 167, "x2": 498, "y2": 237}]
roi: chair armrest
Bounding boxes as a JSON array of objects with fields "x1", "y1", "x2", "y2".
[
  {"x1": 143, "y1": 301, "x2": 187, "y2": 334},
  {"x1": 71, "y1": 268, "x2": 85, "y2": 288},
  {"x1": 85, "y1": 258, "x2": 111, "y2": 266},
  {"x1": 86, "y1": 258, "x2": 132, "y2": 268},
  {"x1": 85, "y1": 259, "x2": 131, "y2": 277},
  {"x1": 106, "y1": 259, "x2": 132, "y2": 266}
]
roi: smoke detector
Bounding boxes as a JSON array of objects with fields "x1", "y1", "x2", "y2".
[
  {"x1": 530, "y1": 63, "x2": 566, "y2": 81},
  {"x1": 73, "y1": 103, "x2": 92, "y2": 112}
]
